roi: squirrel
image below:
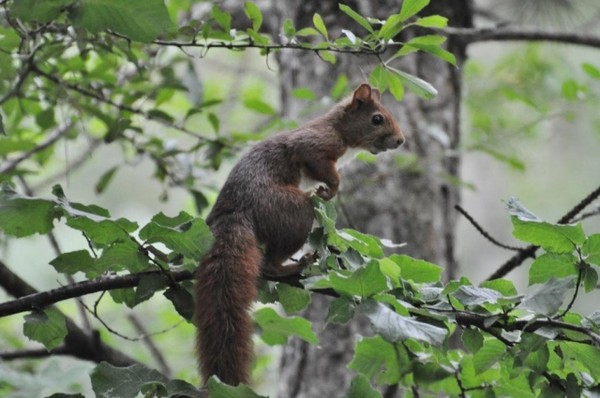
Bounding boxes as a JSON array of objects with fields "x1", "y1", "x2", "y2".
[{"x1": 194, "y1": 83, "x2": 405, "y2": 386}]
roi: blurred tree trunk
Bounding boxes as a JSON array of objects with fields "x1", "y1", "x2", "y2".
[{"x1": 266, "y1": 1, "x2": 473, "y2": 396}]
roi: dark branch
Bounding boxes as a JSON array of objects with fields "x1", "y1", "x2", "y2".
[
  {"x1": 444, "y1": 27, "x2": 600, "y2": 49},
  {"x1": 488, "y1": 184, "x2": 600, "y2": 280},
  {"x1": 455, "y1": 204, "x2": 524, "y2": 251}
]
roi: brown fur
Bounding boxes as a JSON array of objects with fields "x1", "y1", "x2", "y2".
[{"x1": 194, "y1": 84, "x2": 404, "y2": 386}]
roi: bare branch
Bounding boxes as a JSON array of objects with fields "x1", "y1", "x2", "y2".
[
  {"x1": 443, "y1": 27, "x2": 600, "y2": 49},
  {"x1": 455, "y1": 204, "x2": 524, "y2": 252},
  {"x1": 0, "y1": 121, "x2": 74, "y2": 175}
]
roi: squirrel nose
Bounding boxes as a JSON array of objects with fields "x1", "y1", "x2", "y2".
[{"x1": 396, "y1": 137, "x2": 405, "y2": 147}]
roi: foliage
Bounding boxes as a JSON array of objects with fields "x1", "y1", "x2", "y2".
[{"x1": 0, "y1": 0, "x2": 600, "y2": 397}]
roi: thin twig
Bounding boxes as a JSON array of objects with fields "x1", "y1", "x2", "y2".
[
  {"x1": 455, "y1": 204, "x2": 524, "y2": 251},
  {"x1": 128, "y1": 314, "x2": 173, "y2": 377},
  {"x1": 0, "y1": 121, "x2": 74, "y2": 174}
]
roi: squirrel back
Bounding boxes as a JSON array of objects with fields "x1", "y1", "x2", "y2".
[{"x1": 195, "y1": 83, "x2": 404, "y2": 386}]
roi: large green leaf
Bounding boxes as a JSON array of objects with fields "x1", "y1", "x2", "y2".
[
  {"x1": 139, "y1": 212, "x2": 213, "y2": 261},
  {"x1": 472, "y1": 338, "x2": 506, "y2": 373},
  {"x1": 517, "y1": 277, "x2": 575, "y2": 316},
  {"x1": 75, "y1": 0, "x2": 174, "y2": 43},
  {"x1": 390, "y1": 254, "x2": 443, "y2": 283},
  {"x1": 11, "y1": 0, "x2": 72, "y2": 23},
  {"x1": 507, "y1": 197, "x2": 585, "y2": 253},
  {"x1": 254, "y1": 307, "x2": 317, "y2": 345},
  {"x1": 49, "y1": 250, "x2": 96, "y2": 277},
  {"x1": 583, "y1": 234, "x2": 600, "y2": 266},
  {"x1": 310, "y1": 261, "x2": 388, "y2": 298},
  {"x1": 346, "y1": 375, "x2": 383, "y2": 398},
  {"x1": 0, "y1": 185, "x2": 57, "y2": 237},
  {"x1": 561, "y1": 342, "x2": 600, "y2": 380},
  {"x1": 348, "y1": 336, "x2": 404, "y2": 385},
  {"x1": 359, "y1": 299, "x2": 447, "y2": 346},
  {"x1": 23, "y1": 309, "x2": 67, "y2": 351},
  {"x1": 90, "y1": 363, "x2": 167, "y2": 398},
  {"x1": 528, "y1": 253, "x2": 578, "y2": 285},
  {"x1": 206, "y1": 377, "x2": 266, "y2": 398}
]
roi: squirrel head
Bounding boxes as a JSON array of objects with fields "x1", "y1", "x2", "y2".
[{"x1": 337, "y1": 83, "x2": 405, "y2": 154}]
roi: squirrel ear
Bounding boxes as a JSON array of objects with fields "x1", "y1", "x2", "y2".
[
  {"x1": 347, "y1": 83, "x2": 372, "y2": 111},
  {"x1": 371, "y1": 88, "x2": 381, "y2": 101}
]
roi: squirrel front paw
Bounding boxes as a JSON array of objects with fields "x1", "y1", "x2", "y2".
[{"x1": 316, "y1": 186, "x2": 335, "y2": 201}]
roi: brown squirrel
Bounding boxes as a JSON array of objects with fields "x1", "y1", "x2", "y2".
[{"x1": 195, "y1": 83, "x2": 404, "y2": 386}]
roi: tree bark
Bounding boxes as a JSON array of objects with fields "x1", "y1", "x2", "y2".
[{"x1": 268, "y1": 1, "x2": 473, "y2": 396}]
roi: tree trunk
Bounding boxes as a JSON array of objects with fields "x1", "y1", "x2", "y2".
[{"x1": 268, "y1": 1, "x2": 473, "y2": 396}]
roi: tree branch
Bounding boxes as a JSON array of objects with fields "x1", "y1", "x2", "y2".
[
  {"x1": 0, "y1": 260, "x2": 143, "y2": 368},
  {"x1": 0, "y1": 121, "x2": 74, "y2": 175},
  {"x1": 443, "y1": 27, "x2": 600, "y2": 49}
]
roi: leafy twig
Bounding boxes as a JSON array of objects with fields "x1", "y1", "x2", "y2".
[{"x1": 488, "y1": 184, "x2": 600, "y2": 280}]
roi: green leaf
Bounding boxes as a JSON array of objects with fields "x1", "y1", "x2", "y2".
[
  {"x1": 277, "y1": 284, "x2": 311, "y2": 313},
  {"x1": 517, "y1": 277, "x2": 575, "y2": 316},
  {"x1": 462, "y1": 328, "x2": 484, "y2": 353},
  {"x1": 206, "y1": 377, "x2": 266, "y2": 398},
  {"x1": 244, "y1": 2, "x2": 262, "y2": 31},
  {"x1": 338, "y1": 229, "x2": 384, "y2": 258},
  {"x1": 109, "y1": 288, "x2": 136, "y2": 308},
  {"x1": 452, "y1": 285, "x2": 503, "y2": 306},
  {"x1": 399, "y1": 0, "x2": 430, "y2": 22},
  {"x1": 359, "y1": 299, "x2": 446, "y2": 345},
  {"x1": 11, "y1": 0, "x2": 72, "y2": 23},
  {"x1": 473, "y1": 338, "x2": 506, "y2": 373},
  {"x1": 243, "y1": 97, "x2": 277, "y2": 115},
  {"x1": 480, "y1": 279, "x2": 518, "y2": 296},
  {"x1": 584, "y1": 266, "x2": 598, "y2": 293},
  {"x1": 331, "y1": 74, "x2": 348, "y2": 100},
  {"x1": 511, "y1": 217, "x2": 584, "y2": 254},
  {"x1": 349, "y1": 336, "x2": 403, "y2": 384},
  {"x1": 346, "y1": 375, "x2": 383, "y2": 398},
  {"x1": 318, "y1": 50, "x2": 336, "y2": 64},
  {"x1": 507, "y1": 197, "x2": 585, "y2": 253},
  {"x1": 292, "y1": 87, "x2": 317, "y2": 101},
  {"x1": 254, "y1": 307, "x2": 317, "y2": 345},
  {"x1": 164, "y1": 285, "x2": 195, "y2": 321},
  {"x1": 96, "y1": 240, "x2": 149, "y2": 274},
  {"x1": 529, "y1": 253, "x2": 578, "y2": 285},
  {"x1": 414, "y1": 15, "x2": 448, "y2": 28},
  {"x1": 582, "y1": 63, "x2": 600, "y2": 80},
  {"x1": 312, "y1": 13, "x2": 328, "y2": 40},
  {"x1": 561, "y1": 342, "x2": 600, "y2": 379},
  {"x1": 368, "y1": 65, "x2": 389, "y2": 92},
  {"x1": 23, "y1": 309, "x2": 67, "y2": 351},
  {"x1": 95, "y1": 166, "x2": 118, "y2": 194},
  {"x1": 0, "y1": 185, "x2": 57, "y2": 237},
  {"x1": 339, "y1": 4, "x2": 374, "y2": 33},
  {"x1": 377, "y1": 14, "x2": 404, "y2": 41},
  {"x1": 390, "y1": 68, "x2": 438, "y2": 99},
  {"x1": 139, "y1": 212, "x2": 213, "y2": 261},
  {"x1": 583, "y1": 234, "x2": 600, "y2": 266},
  {"x1": 135, "y1": 274, "x2": 168, "y2": 305},
  {"x1": 316, "y1": 261, "x2": 388, "y2": 298},
  {"x1": 75, "y1": 0, "x2": 174, "y2": 43},
  {"x1": 387, "y1": 72, "x2": 405, "y2": 101},
  {"x1": 325, "y1": 296, "x2": 355, "y2": 324},
  {"x1": 212, "y1": 5, "x2": 231, "y2": 32},
  {"x1": 390, "y1": 254, "x2": 442, "y2": 283},
  {"x1": 91, "y1": 363, "x2": 167, "y2": 398},
  {"x1": 49, "y1": 250, "x2": 96, "y2": 276}
]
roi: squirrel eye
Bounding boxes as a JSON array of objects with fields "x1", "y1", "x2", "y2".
[{"x1": 372, "y1": 114, "x2": 384, "y2": 125}]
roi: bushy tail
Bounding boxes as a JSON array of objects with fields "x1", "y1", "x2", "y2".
[{"x1": 195, "y1": 218, "x2": 261, "y2": 386}]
